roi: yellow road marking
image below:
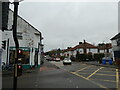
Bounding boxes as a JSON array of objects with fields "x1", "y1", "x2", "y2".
[
  {"x1": 70, "y1": 72, "x2": 88, "y2": 80},
  {"x1": 90, "y1": 79, "x2": 116, "y2": 83},
  {"x1": 116, "y1": 69, "x2": 119, "y2": 90},
  {"x1": 78, "y1": 72, "x2": 116, "y2": 77},
  {"x1": 95, "y1": 73, "x2": 117, "y2": 77},
  {"x1": 98, "y1": 70, "x2": 116, "y2": 72},
  {"x1": 86, "y1": 67, "x2": 104, "y2": 79},
  {"x1": 76, "y1": 65, "x2": 93, "y2": 72},
  {"x1": 70, "y1": 72, "x2": 109, "y2": 89}
]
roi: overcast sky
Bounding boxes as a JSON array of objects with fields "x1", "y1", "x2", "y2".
[{"x1": 13, "y1": 0, "x2": 118, "y2": 52}]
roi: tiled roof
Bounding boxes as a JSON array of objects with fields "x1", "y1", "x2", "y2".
[
  {"x1": 62, "y1": 42, "x2": 97, "y2": 52},
  {"x1": 73, "y1": 42, "x2": 97, "y2": 50},
  {"x1": 98, "y1": 43, "x2": 112, "y2": 50},
  {"x1": 61, "y1": 42, "x2": 112, "y2": 53},
  {"x1": 62, "y1": 48, "x2": 74, "y2": 53}
]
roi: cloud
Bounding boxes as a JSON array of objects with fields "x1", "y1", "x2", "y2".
[{"x1": 18, "y1": 2, "x2": 118, "y2": 51}]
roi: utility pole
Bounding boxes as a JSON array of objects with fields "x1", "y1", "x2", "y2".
[
  {"x1": 12, "y1": 1, "x2": 19, "y2": 90},
  {"x1": 6, "y1": 38, "x2": 9, "y2": 66}
]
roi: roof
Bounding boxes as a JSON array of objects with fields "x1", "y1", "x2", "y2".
[
  {"x1": 111, "y1": 33, "x2": 120, "y2": 40},
  {"x1": 9, "y1": 9, "x2": 41, "y2": 34},
  {"x1": 62, "y1": 41, "x2": 97, "y2": 53},
  {"x1": 98, "y1": 43, "x2": 112, "y2": 50},
  {"x1": 73, "y1": 42, "x2": 97, "y2": 50}
]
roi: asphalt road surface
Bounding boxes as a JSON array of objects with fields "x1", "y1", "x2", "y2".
[{"x1": 2, "y1": 60, "x2": 120, "y2": 89}]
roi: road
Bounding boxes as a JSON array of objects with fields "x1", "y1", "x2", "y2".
[
  {"x1": 51, "y1": 61, "x2": 119, "y2": 89},
  {"x1": 2, "y1": 60, "x2": 120, "y2": 89}
]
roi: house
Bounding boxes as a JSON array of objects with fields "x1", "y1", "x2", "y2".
[
  {"x1": 1, "y1": 9, "x2": 44, "y2": 69},
  {"x1": 61, "y1": 47, "x2": 74, "y2": 57},
  {"x1": 72, "y1": 40, "x2": 98, "y2": 57},
  {"x1": 61, "y1": 40, "x2": 98, "y2": 58},
  {"x1": 111, "y1": 33, "x2": 120, "y2": 65},
  {"x1": 97, "y1": 43, "x2": 112, "y2": 53}
]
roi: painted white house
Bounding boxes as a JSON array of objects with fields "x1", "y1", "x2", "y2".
[
  {"x1": 61, "y1": 41, "x2": 98, "y2": 58},
  {"x1": 1, "y1": 9, "x2": 43, "y2": 69}
]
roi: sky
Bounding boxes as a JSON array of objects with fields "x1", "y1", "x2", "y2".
[{"x1": 10, "y1": 0, "x2": 119, "y2": 52}]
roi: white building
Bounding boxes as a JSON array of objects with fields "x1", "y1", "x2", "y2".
[
  {"x1": 111, "y1": 33, "x2": 120, "y2": 65},
  {"x1": 1, "y1": 9, "x2": 43, "y2": 69},
  {"x1": 61, "y1": 41, "x2": 98, "y2": 58}
]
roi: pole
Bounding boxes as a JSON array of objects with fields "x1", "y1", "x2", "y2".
[
  {"x1": 12, "y1": 1, "x2": 19, "y2": 90},
  {"x1": 6, "y1": 38, "x2": 9, "y2": 66}
]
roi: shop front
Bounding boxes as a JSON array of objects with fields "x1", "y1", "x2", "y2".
[
  {"x1": 9, "y1": 47, "x2": 31, "y2": 69},
  {"x1": 9, "y1": 47, "x2": 40, "y2": 69}
]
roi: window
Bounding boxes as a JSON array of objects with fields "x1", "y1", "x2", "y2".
[{"x1": 17, "y1": 32, "x2": 23, "y2": 40}]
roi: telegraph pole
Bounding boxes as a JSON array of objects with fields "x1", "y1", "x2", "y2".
[{"x1": 12, "y1": 1, "x2": 19, "y2": 90}]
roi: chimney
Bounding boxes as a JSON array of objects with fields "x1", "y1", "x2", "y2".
[
  {"x1": 79, "y1": 42, "x2": 82, "y2": 45},
  {"x1": 67, "y1": 47, "x2": 71, "y2": 49},
  {"x1": 83, "y1": 40, "x2": 87, "y2": 54},
  {"x1": 84, "y1": 40, "x2": 86, "y2": 44}
]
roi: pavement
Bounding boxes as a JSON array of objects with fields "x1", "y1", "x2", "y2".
[
  {"x1": 81, "y1": 61, "x2": 120, "y2": 69},
  {"x1": 2, "y1": 67, "x2": 39, "y2": 76}
]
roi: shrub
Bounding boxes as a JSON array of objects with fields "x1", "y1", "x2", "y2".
[
  {"x1": 70, "y1": 55, "x2": 76, "y2": 61},
  {"x1": 94, "y1": 53, "x2": 105, "y2": 61},
  {"x1": 86, "y1": 54, "x2": 93, "y2": 61},
  {"x1": 60, "y1": 56, "x2": 66, "y2": 60},
  {"x1": 76, "y1": 51, "x2": 80, "y2": 61},
  {"x1": 79, "y1": 54, "x2": 86, "y2": 61}
]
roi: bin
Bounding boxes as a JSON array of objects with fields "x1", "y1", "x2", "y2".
[
  {"x1": 108, "y1": 59, "x2": 113, "y2": 65},
  {"x1": 102, "y1": 59, "x2": 106, "y2": 64}
]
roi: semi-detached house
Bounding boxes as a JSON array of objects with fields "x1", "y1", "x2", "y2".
[
  {"x1": 61, "y1": 40, "x2": 112, "y2": 58},
  {"x1": 61, "y1": 40, "x2": 98, "y2": 58}
]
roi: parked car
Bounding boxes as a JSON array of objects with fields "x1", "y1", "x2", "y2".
[
  {"x1": 46, "y1": 56, "x2": 52, "y2": 61},
  {"x1": 52, "y1": 57, "x2": 56, "y2": 61},
  {"x1": 63, "y1": 58, "x2": 72, "y2": 65},
  {"x1": 55, "y1": 57, "x2": 60, "y2": 62}
]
